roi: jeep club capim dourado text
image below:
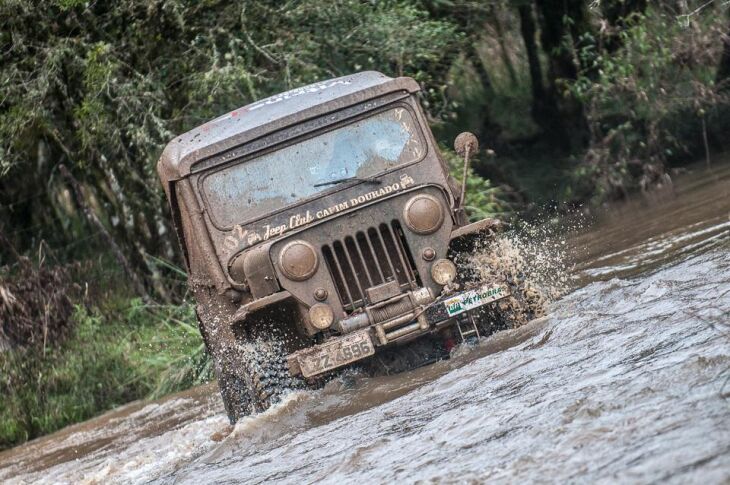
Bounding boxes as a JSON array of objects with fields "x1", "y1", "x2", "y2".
[{"x1": 157, "y1": 71, "x2": 514, "y2": 422}]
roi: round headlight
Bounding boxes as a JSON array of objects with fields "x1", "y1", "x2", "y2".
[
  {"x1": 309, "y1": 303, "x2": 334, "y2": 330},
  {"x1": 279, "y1": 240, "x2": 318, "y2": 281},
  {"x1": 431, "y1": 258, "x2": 457, "y2": 285},
  {"x1": 403, "y1": 194, "x2": 444, "y2": 235}
]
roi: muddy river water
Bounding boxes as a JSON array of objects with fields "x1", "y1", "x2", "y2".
[{"x1": 1, "y1": 161, "x2": 729, "y2": 484}]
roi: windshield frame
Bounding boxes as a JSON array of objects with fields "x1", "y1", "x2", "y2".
[{"x1": 197, "y1": 100, "x2": 429, "y2": 230}]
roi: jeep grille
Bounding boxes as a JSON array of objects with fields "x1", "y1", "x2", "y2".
[{"x1": 322, "y1": 221, "x2": 419, "y2": 312}]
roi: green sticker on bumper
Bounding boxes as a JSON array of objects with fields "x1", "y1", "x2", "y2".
[{"x1": 444, "y1": 284, "x2": 509, "y2": 317}]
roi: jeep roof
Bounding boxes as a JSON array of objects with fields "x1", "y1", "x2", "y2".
[{"x1": 157, "y1": 71, "x2": 420, "y2": 186}]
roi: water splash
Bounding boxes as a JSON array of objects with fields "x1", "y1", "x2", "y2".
[{"x1": 464, "y1": 217, "x2": 581, "y2": 328}]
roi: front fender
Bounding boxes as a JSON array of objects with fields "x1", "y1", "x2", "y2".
[{"x1": 448, "y1": 218, "x2": 502, "y2": 252}]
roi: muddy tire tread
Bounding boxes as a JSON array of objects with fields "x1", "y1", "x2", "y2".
[{"x1": 245, "y1": 339, "x2": 303, "y2": 412}]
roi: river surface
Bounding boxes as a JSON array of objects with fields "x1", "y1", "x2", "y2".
[{"x1": 1, "y1": 161, "x2": 729, "y2": 484}]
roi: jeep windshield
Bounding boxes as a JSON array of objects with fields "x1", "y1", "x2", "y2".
[{"x1": 200, "y1": 107, "x2": 425, "y2": 228}]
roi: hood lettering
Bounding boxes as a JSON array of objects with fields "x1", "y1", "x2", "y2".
[{"x1": 223, "y1": 173, "x2": 416, "y2": 254}]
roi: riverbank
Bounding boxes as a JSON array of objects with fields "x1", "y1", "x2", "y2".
[{"x1": 0, "y1": 299, "x2": 211, "y2": 450}]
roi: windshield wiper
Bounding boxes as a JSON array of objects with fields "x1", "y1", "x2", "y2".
[{"x1": 313, "y1": 176, "x2": 382, "y2": 188}]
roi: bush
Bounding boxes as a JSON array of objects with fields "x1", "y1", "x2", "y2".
[
  {"x1": 0, "y1": 300, "x2": 210, "y2": 450},
  {"x1": 0, "y1": 257, "x2": 75, "y2": 349},
  {"x1": 124, "y1": 298, "x2": 212, "y2": 399},
  {"x1": 567, "y1": 6, "x2": 730, "y2": 203}
]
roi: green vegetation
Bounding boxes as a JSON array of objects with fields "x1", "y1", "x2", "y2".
[
  {"x1": 1, "y1": 0, "x2": 729, "y2": 449},
  {"x1": 0, "y1": 298, "x2": 209, "y2": 449},
  {"x1": 564, "y1": 7, "x2": 730, "y2": 202}
]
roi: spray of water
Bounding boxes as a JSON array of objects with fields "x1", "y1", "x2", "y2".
[{"x1": 464, "y1": 216, "x2": 581, "y2": 329}]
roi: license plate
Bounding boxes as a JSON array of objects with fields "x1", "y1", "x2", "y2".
[
  {"x1": 297, "y1": 330, "x2": 374, "y2": 378},
  {"x1": 443, "y1": 283, "x2": 510, "y2": 317}
]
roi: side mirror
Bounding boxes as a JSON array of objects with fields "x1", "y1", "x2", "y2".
[
  {"x1": 454, "y1": 132, "x2": 479, "y2": 158},
  {"x1": 453, "y1": 132, "x2": 479, "y2": 209}
]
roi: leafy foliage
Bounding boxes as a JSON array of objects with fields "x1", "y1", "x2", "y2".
[
  {"x1": 566, "y1": 4, "x2": 730, "y2": 202},
  {"x1": 0, "y1": 300, "x2": 209, "y2": 449}
]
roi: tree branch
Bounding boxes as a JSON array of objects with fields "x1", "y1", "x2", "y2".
[{"x1": 59, "y1": 164, "x2": 150, "y2": 303}]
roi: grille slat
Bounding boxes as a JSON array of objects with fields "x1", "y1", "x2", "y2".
[
  {"x1": 364, "y1": 231, "x2": 385, "y2": 281},
  {"x1": 325, "y1": 243, "x2": 356, "y2": 309},
  {"x1": 384, "y1": 223, "x2": 412, "y2": 287},
  {"x1": 390, "y1": 223, "x2": 418, "y2": 289},
  {"x1": 352, "y1": 234, "x2": 374, "y2": 287},
  {"x1": 375, "y1": 225, "x2": 398, "y2": 282},
  {"x1": 323, "y1": 220, "x2": 420, "y2": 313},
  {"x1": 342, "y1": 237, "x2": 366, "y2": 302}
]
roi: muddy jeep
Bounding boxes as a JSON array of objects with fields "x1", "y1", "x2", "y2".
[{"x1": 158, "y1": 71, "x2": 511, "y2": 422}]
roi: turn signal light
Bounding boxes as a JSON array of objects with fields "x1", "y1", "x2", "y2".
[
  {"x1": 309, "y1": 303, "x2": 335, "y2": 330},
  {"x1": 431, "y1": 258, "x2": 457, "y2": 286}
]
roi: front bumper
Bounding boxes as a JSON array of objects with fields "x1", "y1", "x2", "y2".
[{"x1": 287, "y1": 282, "x2": 510, "y2": 378}]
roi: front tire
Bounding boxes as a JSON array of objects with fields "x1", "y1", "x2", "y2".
[
  {"x1": 218, "y1": 370, "x2": 253, "y2": 424},
  {"x1": 243, "y1": 337, "x2": 304, "y2": 413}
]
